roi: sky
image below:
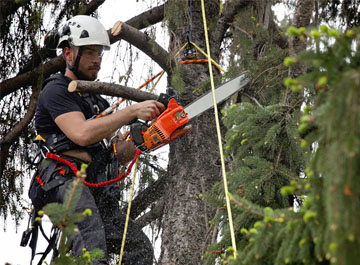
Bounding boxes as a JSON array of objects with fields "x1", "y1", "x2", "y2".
[{"x1": 0, "y1": 1, "x2": 287, "y2": 264}]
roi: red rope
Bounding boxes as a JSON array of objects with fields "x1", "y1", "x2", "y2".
[{"x1": 46, "y1": 149, "x2": 142, "y2": 188}]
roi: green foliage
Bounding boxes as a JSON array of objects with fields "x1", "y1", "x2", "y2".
[
  {"x1": 225, "y1": 8, "x2": 289, "y2": 105},
  {"x1": 163, "y1": 0, "x2": 188, "y2": 33},
  {"x1": 42, "y1": 171, "x2": 104, "y2": 264},
  {"x1": 205, "y1": 27, "x2": 360, "y2": 265}
]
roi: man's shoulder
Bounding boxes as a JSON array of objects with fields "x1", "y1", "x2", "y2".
[{"x1": 42, "y1": 73, "x2": 71, "y2": 90}]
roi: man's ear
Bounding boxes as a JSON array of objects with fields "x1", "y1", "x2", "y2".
[{"x1": 63, "y1": 47, "x2": 75, "y2": 66}]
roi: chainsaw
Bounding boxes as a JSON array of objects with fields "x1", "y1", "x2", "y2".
[{"x1": 129, "y1": 73, "x2": 249, "y2": 152}]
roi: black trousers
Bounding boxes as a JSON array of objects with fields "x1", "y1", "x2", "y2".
[{"x1": 29, "y1": 157, "x2": 154, "y2": 264}]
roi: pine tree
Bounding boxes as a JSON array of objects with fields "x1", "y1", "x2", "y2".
[{"x1": 204, "y1": 26, "x2": 360, "y2": 265}]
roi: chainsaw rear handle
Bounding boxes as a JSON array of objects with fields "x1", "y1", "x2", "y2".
[{"x1": 130, "y1": 121, "x2": 149, "y2": 152}]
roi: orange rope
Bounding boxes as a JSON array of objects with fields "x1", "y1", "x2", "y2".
[
  {"x1": 180, "y1": 59, "x2": 222, "y2": 74},
  {"x1": 96, "y1": 70, "x2": 165, "y2": 118}
]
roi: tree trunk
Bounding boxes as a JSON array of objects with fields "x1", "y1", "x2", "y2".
[
  {"x1": 284, "y1": 0, "x2": 315, "y2": 105},
  {"x1": 159, "y1": 1, "x2": 223, "y2": 264}
]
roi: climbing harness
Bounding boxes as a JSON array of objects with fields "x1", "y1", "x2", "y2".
[{"x1": 200, "y1": 0, "x2": 238, "y2": 257}]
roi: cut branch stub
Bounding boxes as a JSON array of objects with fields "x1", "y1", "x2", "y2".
[
  {"x1": 68, "y1": 80, "x2": 158, "y2": 102},
  {"x1": 111, "y1": 21, "x2": 123, "y2": 36}
]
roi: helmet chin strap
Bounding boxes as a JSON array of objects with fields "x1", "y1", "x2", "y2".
[{"x1": 66, "y1": 46, "x2": 88, "y2": 80}]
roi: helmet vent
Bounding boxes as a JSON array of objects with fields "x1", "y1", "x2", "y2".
[
  {"x1": 80, "y1": 30, "x2": 89, "y2": 39},
  {"x1": 61, "y1": 24, "x2": 71, "y2": 37}
]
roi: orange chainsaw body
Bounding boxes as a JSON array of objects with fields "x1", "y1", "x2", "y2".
[{"x1": 141, "y1": 98, "x2": 190, "y2": 151}]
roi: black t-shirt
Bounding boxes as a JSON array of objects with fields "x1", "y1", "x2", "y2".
[{"x1": 35, "y1": 73, "x2": 109, "y2": 136}]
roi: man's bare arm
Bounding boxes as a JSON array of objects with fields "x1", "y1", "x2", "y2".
[{"x1": 55, "y1": 100, "x2": 165, "y2": 146}]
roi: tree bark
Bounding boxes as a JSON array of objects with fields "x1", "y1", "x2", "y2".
[{"x1": 125, "y1": 3, "x2": 166, "y2": 30}]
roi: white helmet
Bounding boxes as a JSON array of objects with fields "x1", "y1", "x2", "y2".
[{"x1": 57, "y1": 15, "x2": 110, "y2": 50}]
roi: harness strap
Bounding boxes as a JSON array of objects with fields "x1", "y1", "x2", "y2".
[
  {"x1": 45, "y1": 149, "x2": 142, "y2": 188},
  {"x1": 29, "y1": 224, "x2": 39, "y2": 265},
  {"x1": 36, "y1": 227, "x2": 59, "y2": 265}
]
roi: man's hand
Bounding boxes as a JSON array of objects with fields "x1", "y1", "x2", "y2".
[
  {"x1": 109, "y1": 130, "x2": 136, "y2": 165},
  {"x1": 131, "y1": 100, "x2": 165, "y2": 121}
]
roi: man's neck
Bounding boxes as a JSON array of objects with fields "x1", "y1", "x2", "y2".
[{"x1": 65, "y1": 69, "x2": 77, "y2": 80}]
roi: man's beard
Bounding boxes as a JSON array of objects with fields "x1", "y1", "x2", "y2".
[{"x1": 77, "y1": 68, "x2": 98, "y2": 81}]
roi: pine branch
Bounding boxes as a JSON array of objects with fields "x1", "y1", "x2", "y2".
[
  {"x1": 240, "y1": 92, "x2": 263, "y2": 108},
  {"x1": 0, "y1": 86, "x2": 40, "y2": 177}
]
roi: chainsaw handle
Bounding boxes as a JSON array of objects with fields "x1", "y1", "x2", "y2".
[
  {"x1": 157, "y1": 86, "x2": 179, "y2": 108},
  {"x1": 129, "y1": 121, "x2": 149, "y2": 150}
]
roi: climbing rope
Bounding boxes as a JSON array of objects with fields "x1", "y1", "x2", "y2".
[
  {"x1": 118, "y1": 157, "x2": 139, "y2": 265},
  {"x1": 180, "y1": 59, "x2": 222, "y2": 74},
  {"x1": 200, "y1": 0, "x2": 238, "y2": 257},
  {"x1": 117, "y1": 71, "x2": 163, "y2": 264}
]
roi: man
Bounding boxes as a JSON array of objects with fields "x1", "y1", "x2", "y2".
[{"x1": 30, "y1": 15, "x2": 164, "y2": 264}]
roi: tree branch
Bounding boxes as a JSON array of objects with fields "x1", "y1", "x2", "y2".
[
  {"x1": 125, "y1": 3, "x2": 165, "y2": 29},
  {"x1": 0, "y1": 56, "x2": 66, "y2": 99},
  {"x1": 124, "y1": 171, "x2": 168, "y2": 219},
  {"x1": 0, "y1": 86, "x2": 40, "y2": 176},
  {"x1": 68, "y1": 80, "x2": 158, "y2": 101},
  {"x1": 214, "y1": 0, "x2": 253, "y2": 44},
  {"x1": 0, "y1": 0, "x2": 170, "y2": 98},
  {"x1": 135, "y1": 200, "x2": 164, "y2": 228},
  {"x1": 81, "y1": 0, "x2": 106, "y2": 15},
  {"x1": 110, "y1": 21, "x2": 175, "y2": 74}
]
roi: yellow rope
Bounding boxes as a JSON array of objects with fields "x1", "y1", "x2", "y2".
[
  {"x1": 219, "y1": 0, "x2": 223, "y2": 16},
  {"x1": 118, "y1": 69, "x2": 163, "y2": 264},
  {"x1": 151, "y1": 70, "x2": 165, "y2": 91},
  {"x1": 118, "y1": 158, "x2": 139, "y2": 265},
  {"x1": 200, "y1": 0, "x2": 238, "y2": 258},
  {"x1": 174, "y1": 42, "x2": 189, "y2": 59},
  {"x1": 189, "y1": 41, "x2": 226, "y2": 72}
]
